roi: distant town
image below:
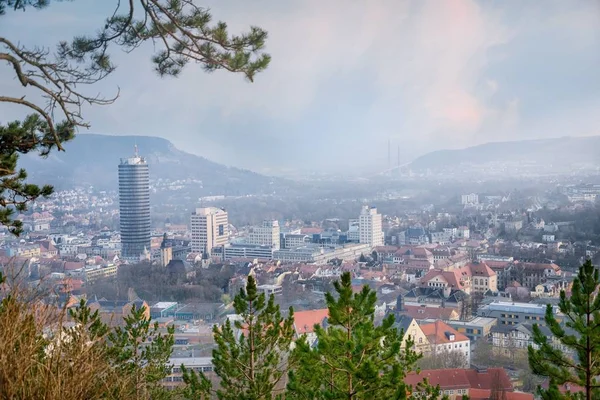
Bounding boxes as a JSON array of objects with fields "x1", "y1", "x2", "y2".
[{"x1": 3, "y1": 148, "x2": 600, "y2": 398}]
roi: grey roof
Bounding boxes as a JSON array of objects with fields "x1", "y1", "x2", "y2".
[{"x1": 393, "y1": 314, "x2": 415, "y2": 334}]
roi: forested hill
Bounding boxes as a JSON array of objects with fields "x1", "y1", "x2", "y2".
[
  {"x1": 19, "y1": 134, "x2": 282, "y2": 194},
  {"x1": 409, "y1": 136, "x2": 600, "y2": 172}
]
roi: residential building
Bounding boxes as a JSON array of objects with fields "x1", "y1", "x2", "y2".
[
  {"x1": 457, "y1": 226, "x2": 470, "y2": 239},
  {"x1": 504, "y1": 220, "x2": 523, "y2": 232},
  {"x1": 444, "y1": 317, "x2": 497, "y2": 342},
  {"x1": 81, "y1": 264, "x2": 118, "y2": 283},
  {"x1": 406, "y1": 367, "x2": 531, "y2": 400},
  {"x1": 542, "y1": 234, "x2": 555, "y2": 243},
  {"x1": 246, "y1": 220, "x2": 280, "y2": 249},
  {"x1": 394, "y1": 315, "x2": 430, "y2": 353},
  {"x1": 420, "y1": 320, "x2": 470, "y2": 367},
  {"x1": 393, "y1": 294, "x2": 459, "y2": 321},
  {"x1": 430, "y1": 231, "x2": 453, "y2": 245},
  {"x1": 86, "y1": 298, "x2": 149, "y2": 327},
  {"x1": 491, "y1": 323, "x2": 572, "y2": 358},
  {"x1": 358, "y1": 205, "x2": 384, "y2": 247},
  {"x1": 404, "y1": 225, "x2": 429, "y2": 245},
  {"x1": 484, "y1": 260, "x2": 513, "y2": 290},
  {"x1": 420, "y1": 267, "x2": 473, "y2": 295},
  {"x1": 510, "y1": 261, "x2": 562, "y2": 289},
  {"x1": 118, "y1": 149, "x2": 151, "y2": 262},
  {"x1": 461, "y1": 193, "x2": 479, "y2": 205},
  {"x1": 469, "y1": 262, "x2": 498, "y2": 293},
  {"x1": 190, "y1": 207, "x2": 229, "y2": 255},
  {"x1": 292, "y1": 308, "x2": 328, "y2": 346}
]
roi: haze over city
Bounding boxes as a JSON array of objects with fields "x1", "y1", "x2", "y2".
[{"x1": 1, "y1": 0, "x2": 599, "y2": 175}]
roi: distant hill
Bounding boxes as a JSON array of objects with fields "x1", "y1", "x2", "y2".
[
  {"x1": 20, "y1": 134, "x2": 281, "y2": 194},
  {"x1": 409, "y1": 136, "x2": 600, "y2": 172}
]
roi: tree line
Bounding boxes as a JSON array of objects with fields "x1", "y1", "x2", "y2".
[{"x1": 3, "y1": 259, "x2": 600, "y2": 399}]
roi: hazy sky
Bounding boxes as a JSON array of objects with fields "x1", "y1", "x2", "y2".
[{"x1": 1, "y1": 0, "x2": 599, "y2": 175}]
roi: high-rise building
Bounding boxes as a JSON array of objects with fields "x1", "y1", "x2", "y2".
[
  {"x1": 191, "y1": 207, "x2": 229, "y2": 255},
  {"x1": 359, "y1": 205, "x2": 384, "y2": 247},
  {"x1": 246, "y1": 220, "x2": 280, "y2": 249},
  {"x1": 118, "y1": 147, "x2": 151, "y2": 261}
]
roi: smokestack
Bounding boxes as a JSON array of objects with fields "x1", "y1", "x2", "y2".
[{"x1": 387, "y1": 138, "x2": 391, "y2": 170}]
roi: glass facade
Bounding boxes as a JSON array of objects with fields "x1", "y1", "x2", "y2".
[{"x1": 118, "y1": 156, "x2": 151, "y2": 260}]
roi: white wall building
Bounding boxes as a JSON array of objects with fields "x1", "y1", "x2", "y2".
[
  {"x1": 190, "y1": 207, "x2": 229, "y2": 255},
  {"x1": 358, "y1": 206, "x2": 384, "y2": 247},
  {"x1": 246, "y1": 220, "x2": 280, "y2": 249},
  {"x1": 461, "y1": 193, "x2": 479, "y2": 205}
]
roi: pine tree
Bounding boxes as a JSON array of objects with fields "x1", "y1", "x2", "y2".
[
  {"x1": 287, "y1": 272, "x2": 440, "y2": 400},
  {"x1": 184, "y1": 275, "x2": 295, "y2": 399},
  {"x1": 106, "y1": 304, "x2": 175, "y2": 399},
  {"x1": 528, "y1": 259, "x2": 600, "y2": 400},
  {"x1": 0, "y1": 271, "x2": 176, "y2": 399},
  {"x1": 1, "y1": 1, "x2": 269, "y2": 233}
]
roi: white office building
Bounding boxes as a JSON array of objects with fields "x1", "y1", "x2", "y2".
[
  {"x1": 246, "y1": 220, "x2": 280, "y2": 249},
  {"x1": 358, "y1": 206, "x2": 384, "y2": 247},
  {"x1": 191, "y1": 207, "x2": 229, "y2": 255}
]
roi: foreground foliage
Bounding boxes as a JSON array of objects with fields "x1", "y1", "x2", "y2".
[
  {"x1": 0, "y1": 271, "x2": 174, "y2": 400},
  {"x1": 528, "y1": 259, "x2": 600, "y2": 400},
  {"x1": 287, "y1": 272, "x2": 442, "y2": 400},
  {"x1": 0, "y1": 0, "x2": 269, "y2": 233},
  {"x1": 183, "y1": 275, "x2": 295, "y2": 399}
]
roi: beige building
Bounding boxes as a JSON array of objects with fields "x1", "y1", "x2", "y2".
[
  {"x1": 191, "y1": 207, "x2": 229, "y2": 255},
  {"x1": 359, "y1": 205, "x2": 384, "y2": 247},
  {"x1": 396, "y1": 316, "x2": 430, "y2": 354},
  {"x1": 247, "y1": 220, "x2": 280, "y2": 249},
  {"x1": 469, "y1": 262, "x2": 498, "y2": 293},
  {"x1": 421, "y1": 320, "x2": 470, "y2": 367}
]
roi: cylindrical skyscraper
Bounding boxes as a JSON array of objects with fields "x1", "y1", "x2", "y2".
[{"x1": 118, "y1": 147, "x2": 151, "y2": 262}]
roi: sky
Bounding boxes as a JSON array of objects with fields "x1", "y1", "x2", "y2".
[{"x1": 1, "y1": 0, "x2": 599, "y2": 176}]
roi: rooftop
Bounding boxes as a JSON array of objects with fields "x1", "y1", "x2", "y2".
[
  {"x1": 168, "y1": 357, "x2": 213, "y2": 367},
  {"x1": 484, "y1": 301, "x2": 558, "y2": 315},
  {"x1": 152, "y1": 302, "x2": 178, "y2": 310}
]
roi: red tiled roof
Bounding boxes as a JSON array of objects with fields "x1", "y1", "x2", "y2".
[
  {"x1": 469, "y1": 388, "x2": 533, "y2": 400},
  {"x1": 293, "y1": 308, "x2": 328, "y2": 335},
  {"x1": 541, "y1": 381, "x2": 584, "y2": 394},
  {"x1": 405, "y1": 367, "x2": 513, "y2": 392},
  {"x1": 468, "y1": 262, "x2": 496, "y2": 278},
  {"x1": 64, "y1": 261, "x2": 84, "y2": 271},
  {"x1": 421, "y1": 267, "x2": 471, "y2": 290},
  {"x1": 485, "y1": 260, "x2": 511, "y2": 270},
  {"x1": 420, "y1": 320, "x2": 469, "y2": 344},
  {"x1": 300, "y1": 227, "x2": 322, "y2": 235},
  {"x1": 517, "y1": 262, "x2": 561, "y2": 272},
  {"x1": 412, "y1": 248, "x2": 432, "y2": 258},
  {"x1": 399, "y1": 305, "x2": 458, "y2": 321},
  {"x1": 373, "y1": 246, "x2": 398, "y2": 253}
]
